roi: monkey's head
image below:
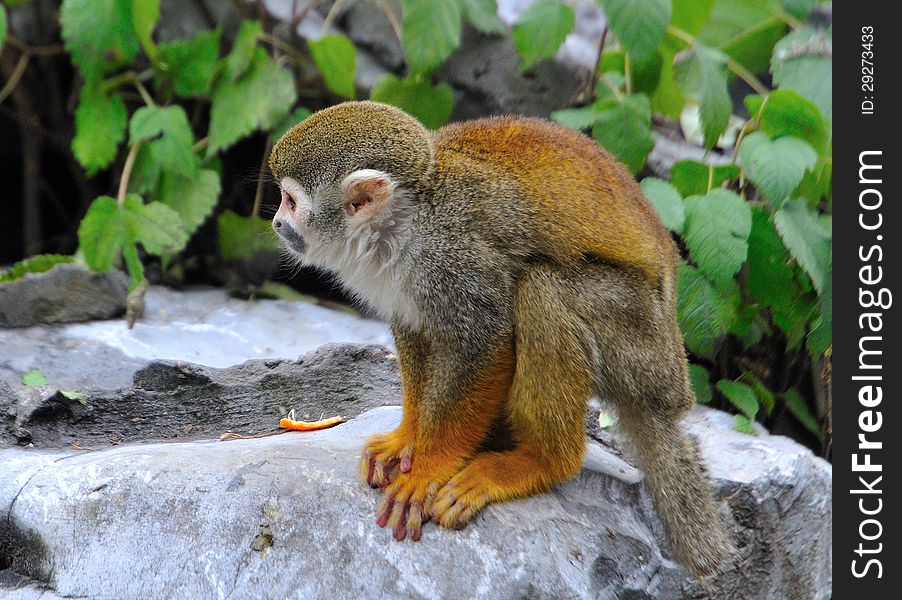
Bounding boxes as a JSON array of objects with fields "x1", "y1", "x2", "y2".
[{"x1": 268, "y1": 101, "x2": 433, "y2": 271}]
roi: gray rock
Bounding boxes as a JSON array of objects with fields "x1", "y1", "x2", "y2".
[
  {"x1": 342, "y1": 0, "x2": 405, "y2": 71},
  {"x1": 1, "y1": 343, "x2": 400, "y2": 448},
  {"x1": 0, "y1": 398, "x2": 831, "y2": 600},
  {"x1": 0, "y1": 285, "x2": 392, "y2": 393},
  {"x1": 0, "y1": 263, "x2": 128, "y2": 328},
  {"x1": 437, "y1": 26, "x2": 585, "y2": 121}
]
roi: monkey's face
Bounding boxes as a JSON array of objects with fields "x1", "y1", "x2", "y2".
[{"x1": 272, "y1": 169, "x2": 406, "y2": 271}]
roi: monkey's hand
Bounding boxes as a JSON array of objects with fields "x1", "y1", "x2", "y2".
[
  {"x1": 359, "y1": 429, "x2": 415, "y2": 488},
  {"x1": 374, "y1": 456, "x2": 461, "y2": 541}
]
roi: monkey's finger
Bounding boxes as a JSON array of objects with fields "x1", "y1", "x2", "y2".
[
  {"x1": 376, "y1": 491, "x2": 395, "y2": 527},
  {"x1": 399, "y1": 447, "x2": 413, "y2": 473},
  {"x1": 393, "y1": 502, "x2": 410, "y2": 541},
  {"x1": 382, "y1": 463, "x2": 400, "y2": 489},
  {"x1": 407, "y1": 499, "x2": 425, "y2": 541},
  {"x1": 372, "y1": 457, "x2": 397, "y2": 488},
  {"x1": 359, "y1": 450, "x2": 375, "y2": 485},
  {"x1": 386, "y1": 489, "x2": 411, "y2": 530}
]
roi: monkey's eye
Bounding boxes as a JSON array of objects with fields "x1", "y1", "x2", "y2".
[{"x1": 281, "y1": 190, "x2": 297, "y2": 212}]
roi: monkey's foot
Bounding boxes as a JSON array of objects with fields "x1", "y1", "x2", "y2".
[
  {"x1": 359, "y1": 430, "x2": 415, "y2": 488},
  {"x1": 430, "y1": 450, "x2": 565, "y2": 530},
  {"x1": 375, "y1": 459, "x2": 460, "y2": 542}
]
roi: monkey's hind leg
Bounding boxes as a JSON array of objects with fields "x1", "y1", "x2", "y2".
[{"x1": 430, "y1": 266, "x2": 595, "y2": 529}]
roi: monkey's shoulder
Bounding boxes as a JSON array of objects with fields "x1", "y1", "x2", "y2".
[{"x1": 431, "y1": 116, "x2": 614, "y2": 175}]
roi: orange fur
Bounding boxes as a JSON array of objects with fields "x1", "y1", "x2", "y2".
[{"x1": 432, "y1": 117, "x2": 675, "y2": 285}]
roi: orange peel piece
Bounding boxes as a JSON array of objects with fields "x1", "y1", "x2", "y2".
[{"x1": 279, "y1": 415, "x2": 345, "y2": 431}]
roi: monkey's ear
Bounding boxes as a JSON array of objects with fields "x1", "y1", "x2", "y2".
[{"x1": 340, "y1": 169, "x2": 396, "y2": 218}]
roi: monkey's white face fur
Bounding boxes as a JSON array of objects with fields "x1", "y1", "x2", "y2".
[{"x1": 272, "y1": 170, "x2": 421, "y2": 327}]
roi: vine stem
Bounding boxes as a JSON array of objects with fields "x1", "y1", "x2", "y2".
[
  {"x1": 133, "y1": 79, "x2": 156, "y2": 107},
  {"x1": 0, "y1": 54, "x2": 29, "y2": 104},
  {"x1": 252, "y1": 136, "x2": 273, "y2": 219},
  {"x1": 587, "y1": 26, "x2": 609, "y2": 101},
  {"x1": 666, "y1": 25, "x2": 770, "y2": 97},
  {"x1": 730, "y1": 93, "x2": 770, "y2": 164},
  {"x1": 376, "y1": 0, "x2": 403, "y2": 43},
  {"x1": 117, "y1": 142, "x2": 142, "y2": 207},
  {"x1": 321, "y1": 0, "x2": 346, "y2": 34},
  {"x1": 623, "y1": 52, "x2": 632, "y2": 95},
  {"x1": 259, "y1": 32, "x2": 307, "y2": 66},
  {"x1": 192, "y1": 137, "x2": 209, "y2": 153}
]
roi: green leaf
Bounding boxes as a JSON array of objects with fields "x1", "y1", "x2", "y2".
[
  {"x1": 132, "y1": 0, "x2": 160, "y2": 62},
  {"x1": 716, "y1": 379, "x2": 759, "y2": 420},
  {"x1": 670, "y1": 160, "x2": 740, "y2": 197},
  {"x1": 783, "y1": 387, "x2": 821, "y2": 436},
  {"x1": 78, "y1": 196, "x2": 127, "y2": 271},
  {"x1": 72, "y1": 86, "x2": 128, "y2": 174},
  {"x1": 121, "y1": 238, "x2": 145, "y2": 292},
  {"x1": 272, "y1": 106, "x2": 312, "y2": 141},
  {"x1": 309, "y1": 34, "x2": 357, "y2": 99},
  {"x1": 808, "y1": 262, "x2": 831, "y2": 357},
  {"x1": 734, "y1": 414, "x2": 757, "y2": 435},
  {"x1": 598, "y1": 0, "x2": 671, "y2": 61},
  {"x1": 677, "y1": 262, "x2": 737, "y2": 358},
  {"x1": 402, "y1": 0, "x2": 462, "y2": 74},
  {"x1": 741, "y1": 371, "x2": 776, "y2": 415},
  {"x1": 746, "y1": 207, "x2": 812, "y2": 338},
  {"x1": 673, "y1": 42, "x2": 731, "y2": 148},
  {"x1": 683, "y1": 189, "x2": 752, "y2": 287},
  {"x1": 697, "y1": 0, "x2": 786, "y2": 74},
  {"x1": 209, "y1": 49, "x2": 296, "y2": 155},
  {"x1": 60, "y1": 0, "x2": 139, "y2": 84},
  {"x1": 22, "y1": 369, "x2": 49, "y2": 387},
  {"x1": 512, "y1": 0, "x2": 574, "y2": 71},
  {"x1": 60, "y1": 390, "x2": 88, "y2": 404},
  {"x1": 225, "y1": 20, "x2": 261, "y2": 81},
  {"x1": 217, "y1": 210, "x2": 281, "y2": 261},
  {"x1": 158, "y1": 29, "x2": 221, "y2": 97},
  {"x1": 640, "y1": 178, "x2": 685, "y2": 233},
  {"x1": 459, "y1": 0, "x2": 505, "y2": 34},
  {"x1": 122, "y1": 194, "x2": 187, "y2": 256},
  {"x1": 739, "y1": 132, "x2": 817, "y2": 205},
  {"x1": 597, "y1": 409, "x2": 616, "y2": 429},
  {"x1": 0, "y1": 255, "x2": 74, "y2": 283},
  {"x1": 650, "y1": 46, "x2": 684, "y2": 117},
  {"x1": 1, "y1": 5, "x2": 7, "y2": 53},
  {"x1": 689, "y1": 363, "x2": 713, "y2": 404},
  {"x1": 591, "y1": 94, "x2": 654, "y2": 173},
  {"x1": 744, "y1": 89, "x2": 828, "y2": 152},
  {"x1": 370, "y1": 74, "x2": 453, "y2": 129},
  {"x1": 773, "y1": 198, "x2": 831, "y2": 294},
  {"x1": 158, "y1": 169, "x2": 221, "y2": 237},
  {"x1": 129, "y1": 105, "x2": 196, "y2": 177},
  {"x1": 671, "y1": 0, "x2": 715, "y2": 36},
  {"x1": 600, "y1": 73, "x2": 630, "y2": 104},
  {"x1": 782, "y1": 0, "x2": 819, "y2": 20},
  {"x1": 551, "y1": 105, "x2": 609, "y2": 131},
  {"x1": 771, "y1": 27, "x2": 832, "y2": 125}
]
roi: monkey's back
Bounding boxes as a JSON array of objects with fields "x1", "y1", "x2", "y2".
[{"x1": 430, "y1": 117, "x2": 675, "y2": 287}]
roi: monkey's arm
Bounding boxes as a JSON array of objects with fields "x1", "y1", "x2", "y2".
[
  {"x1": 373, "y1": 325, "x2": 514, "y2": 541},
  {"x1": 360, "y1": 324, "x2": 429, "y2": 487}
]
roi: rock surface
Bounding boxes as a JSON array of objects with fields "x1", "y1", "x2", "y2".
[
  {"x1": 1, "y1": 397, "x2": 831, "y2": 600},
  {"x1": 0, "y1": 264, "x2": 128, "y2": 328},
  {"x1": 0, "y1": 285, "x2": 392, "y2": 392}
]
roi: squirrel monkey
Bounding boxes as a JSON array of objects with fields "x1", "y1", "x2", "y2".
[{"x1": 269, "y1": 101, "x2": 733, "y2": 575}]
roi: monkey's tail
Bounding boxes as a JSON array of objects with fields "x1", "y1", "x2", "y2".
[{"x1": 618, "y1": 407, "x2": 735, "y2": 577}]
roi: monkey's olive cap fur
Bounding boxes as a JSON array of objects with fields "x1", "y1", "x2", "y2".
[{"x1": 268, "y1": 101, "x2": 435, "y2": 191}]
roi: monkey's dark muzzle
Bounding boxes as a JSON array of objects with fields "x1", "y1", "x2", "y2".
[{"x1": 272, "y1": 218, "x2": 307, "y2": 254}]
